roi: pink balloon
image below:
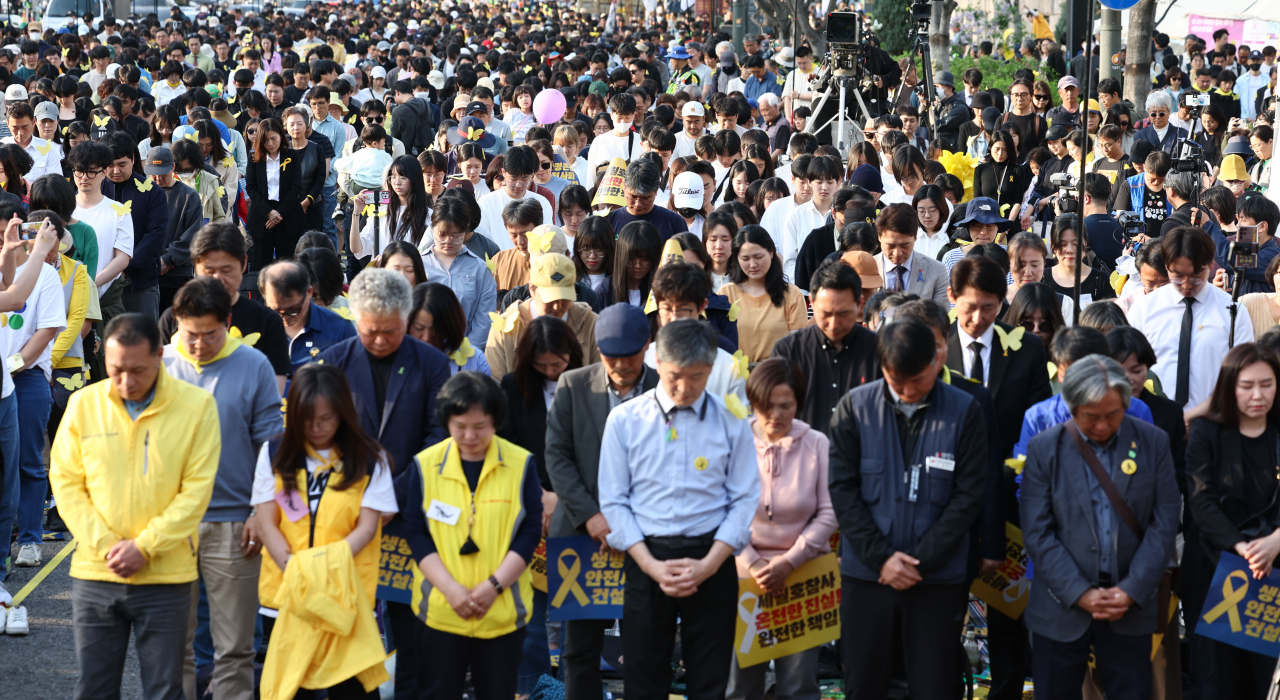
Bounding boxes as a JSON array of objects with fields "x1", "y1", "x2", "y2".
[{"x1": 533, "y1": 89, "x2": 567, "y2": 125}]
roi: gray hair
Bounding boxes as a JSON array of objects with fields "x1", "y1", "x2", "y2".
[
  {"x1": 1165, "y1": 170, "x2": 1197, "y2": 202},
  {"x1": 348, "y1": 267, "x2": 413, "y2": 320},
  {"x1": 624, "y1": 158, "x2": 661, "y2": 196},
  {"x1": 655, "y1": 318, "x2": 717, "y2": 368},
  {"x1": 1145, "y1": 90, "x2": 1174, "y2": 114},
  {"x1": 1061, "y1": 354, "x2": 1132, "y2": 413},
  {"x1": 757, "y1": 92, "x2": 779, "y2": 108}
]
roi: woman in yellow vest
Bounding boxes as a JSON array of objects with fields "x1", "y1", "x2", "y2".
[
  {"x1": 250, "y1": 363, "x2": 398, "y2": 699},
  {"x1": 403, "y1": 371, "x2": 544, "y2": 700}
]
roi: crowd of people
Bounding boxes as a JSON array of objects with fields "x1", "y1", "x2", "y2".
[{"x1": 0, "y1": 1, "x2": 1274, "y2": 699}]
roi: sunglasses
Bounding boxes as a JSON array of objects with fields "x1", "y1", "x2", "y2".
[
  {"x1": 1149, "y1": 111, "x2": 1168, "y2": 117},
  {"x1": 1033, "y1": 94, "x2": 1050, "y2": 101},
  {"x1": 539, "y1": 161, "x2": 551, "y2": 170}
]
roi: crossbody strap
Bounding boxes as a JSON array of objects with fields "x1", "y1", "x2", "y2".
[{"x1": 1066, "y1": 420, "x2": 1143, "y2": 538}]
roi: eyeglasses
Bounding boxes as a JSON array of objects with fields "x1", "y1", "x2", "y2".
[
  {"x1": 1168, "y1": 274, "x2": 1206, "y2": 288},
  {"x1": 505, "y1": 175, "x2": 534, "y2": 185},
  {"x1": 1011, "y1": 91, "x2": 1030, "y2": 98},
  {"x1": 72, "y1": 169, "x2": 104, "y2": 179},
  {"x1": 435, "y1": 232, "x2": 466, "y2": 243}
]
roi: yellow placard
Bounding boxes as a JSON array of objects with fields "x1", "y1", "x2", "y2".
[
  {"x1": 530, "y1": 537, "x2": 548, "y2": 593},
  {"x1": 733, "y1": 552, "x2": 842, "y2": 668},
  {"x1": 970, "y1": 522, "x2": 1031, "y2": 619},
  {"x1": 591, "y1": 157, "x2": 627, "y2": 209}
]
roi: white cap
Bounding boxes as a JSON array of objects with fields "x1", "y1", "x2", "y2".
[
  {"x1": 682, "y1": 101, "x2": 705, "y2": 118},
  {"x1": 672, "y1": 171, "x2": 705, "y2": 209},
  {"x1": 476, "y1": 76, "x2": 496, "y2": 92},
  {"x1": 386, "y1": 22, "x2": 398, "y2": 33},
  {"x1": 407, "y1": 19, "x2": 419, "y2": 29},
  {"x1": 427, "y1": 70, "x2": 445, "y2": 90},
  {"x1": 4, "y1": 84, "x2": 26, "y2": 102},
  {"x1": 370, "y1": 65, "x2": 387, "y2": 80}
]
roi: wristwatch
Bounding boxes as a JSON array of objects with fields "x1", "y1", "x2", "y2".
[{"x1": 488, "y1": 575, "x2": 504, "y2": 593}]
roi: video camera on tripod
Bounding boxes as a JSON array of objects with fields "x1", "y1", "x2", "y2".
[
  {"x1": 1049, "y1": 172, "x2": 1080, "y2": 213},
  {"x1": 825, "y1": 11, "x2": 866, "y2": 72}
]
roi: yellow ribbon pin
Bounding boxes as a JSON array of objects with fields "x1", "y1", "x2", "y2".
[
  {"x1": 134, "y1": 177, "x2": 153, "y2": 192},
  {"x1": 994, "y1": 325, "x2": 1024, "y2": 356},
  {"x1": 280, "y1": 158, "x2": 291, "y2": 172},
  {"x1": 1004, "y1": 454, "x2": 1026, "y2": 474},
  {"x1": 694, "y1": 456, "x2": 709, "y2": 471},
  {"x1": 723, "y1": 393, "x2": 749, "y2": 419},
  {"x1": 449, "y1": 338, "x2": 476, "y2": 367},
  {"x1": 1203, "y1": 570, "x2": 1250, "y2": 633},
  {"x1": 550, "y1": 549, "x2": 590, "y2": 608},
  {"x1": 1121, "y1": 459, "x2": 1137, "y2": 475}
]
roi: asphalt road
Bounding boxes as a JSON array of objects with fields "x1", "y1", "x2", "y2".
[{"x1": 2, "y1": 538, "x2": 147, "y2": 699}]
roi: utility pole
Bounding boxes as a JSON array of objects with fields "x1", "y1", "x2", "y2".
[
  {"x1": 733, "y1": 0, "x2": 746, "y2": 53},
  {"x1": 1099, "y1": 7, "x2": 1121, "y2": 81}
]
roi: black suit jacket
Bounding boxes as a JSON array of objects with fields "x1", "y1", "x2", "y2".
[
  {"x1": 498, "y1": 372, "x2": 551, "y2": 491},
  {"x1": 245, "y1": 147, "x2": 304, "y2": 211},
  {"x1": 947, "y1": 321, "x2": 1052, "y2": 531}
]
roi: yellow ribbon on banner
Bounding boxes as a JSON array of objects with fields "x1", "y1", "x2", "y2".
[
  {"x1": 1202, "y1": 570, "x2": 1250, "y2": 633},
  {"x1": 550, "y1": 549, "x2": 590, "y2": 608},
  {"x1": 736, "y1": 592, "x2": 761, "y2": 654}
]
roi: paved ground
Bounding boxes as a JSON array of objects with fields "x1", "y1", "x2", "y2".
[{"x1": 2, "y1": 538, "x2": 147, "y2": 699}]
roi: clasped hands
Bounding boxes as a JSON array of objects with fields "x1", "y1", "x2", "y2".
[
  {"x1": 1235, "y1": 532, "x2": 1280, "y2": 579},
  {"x1": 1077, "y1": 587, "x2": 1134, "y2": 621},
  {"x1": 443, "y1": 577, "x2": 502, "y2": 620}
]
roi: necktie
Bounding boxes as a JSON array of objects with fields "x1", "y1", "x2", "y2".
[
  {"x1": 892, "y1": 265, "x2": 907, "y2": 291},
  {"x1": 1175, "y1": 296, "x2": 1195, "y2": 407},
  {"x1": 969, "y1": 341, "x2": 985, "y2": 384}
]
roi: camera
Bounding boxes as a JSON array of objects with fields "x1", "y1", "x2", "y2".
[
  {"x1": 1186, "y1": 94, "x2": 1211, "y2": 108},
  {"x1": 826, "y1": 11, "x2": 863, "y2": 48},
  {"x1": 1234, "y1": 225, "x2": 1260, "y2": 268},
  {"x1": 1171, "y1": 138, "x2": 1208, "y2": 174},
  {"x1": 1116, "y1": 211, "x2": 1145, "y2": 242},
  {"x1": 1049, "y1": 172, "x2": 1079, "y2": 213}
]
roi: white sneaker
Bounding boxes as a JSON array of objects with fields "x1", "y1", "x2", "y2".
[
  {"x1": 0, "y1": 580, "x2": 10, "y2": 607},
  {"x1": 5, "y1": 606, "x2": 27, "y2": 635},
  {"x1": 13, "y1": 544, "x2": 40, "y2": 567}
]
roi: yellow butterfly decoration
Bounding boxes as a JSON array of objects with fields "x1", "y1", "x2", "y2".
[
  {"x1": 466, "y1": 126, "x2": 485, "y2": 141},
  {"x1": 134, "y1": 177, "x2": 153, "y2": 192},
  {"x1": 92, "y1": 114, "x2": 110, "y2": 127},
  {"x1": 110, "y1": 200, "x2": 132, "y2": 215},
  {"x1": 1004, "y1": 454, "x2": 1026, "y2": 474},
  {"x1": 529, "y1": 228, "x2": 557, "y2": 253},
  {"x1": 228, "y1": 327, "x2": 261, "y2": 346},
  {"x1": 484, "y1": 253, "x2": 497, "y2": 275},
  {"x1": 56, "y1": 372, "x2": 85, "y2": 391},
  {"x1": 723, "y1": 392, "x2": 749, "y2": 419},
  {"x1": 79, "y1": 63, "x2": 90, "y2": 72},
  {"x1": 730, "y1": 350, "x2": 750, "y2": 381},
  {"x1": 61, "y1": 126, "x2": 69, "y2": 136},
  {"x1": 334, "y1": 305, "x2": 354, "y2": 321},
  {"x1": 726, "y1": 299, "x2": 741, "y2": 323},
  {"x1": 948, "y1": 306, "x2": 959, "y2": 322},
  {"x1": 488, "y1": 311, "x2": 518, "y2": 334},
  {"x1": 61, "y1": 47, "x2": 70, "y2": 58},
  {"x1": 1000, "y1": 203, "x2": 1012, "y2": 217},
  {"x1": 1047, "y1": 361, "x2": 1058, "y2": 379},
  {"x1": 222, "y1": 156, "x2": 235, "y2": 168},
  {"x1": 994, "y1": 325, "x2": 1024, "y2": 356},
  {"x1": 1144, "y1": 378, "x2": 1156, "y2": 395},
  {"x1": 184, "y1": 132, "x2": 198, "y2": 142},
  {"x1": 1109, "y1": 270, "x2": 1129, "y2": 296},
  {"x1": 280, "y1": 158, "x2": 291, "y2": 171},
  {"x1": 217, "y1": 185, "x2": 226, "y2": 199},
  {"x1": 449, "y1": 337, "x2": 476, "y2": 367},
  {"x1": 34, "y1": 141, "x2": 52, "y2": 155}
]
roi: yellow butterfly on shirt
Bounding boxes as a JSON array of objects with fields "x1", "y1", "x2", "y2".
[
  {"x1": 34, "y1": 141, "x2": 52, "y2": 155},
  {"x1": 229, "y1": 327, "x2": 260, "y2": 346},
  {"x1": 449, "y1": 338, "x2": 476, "y2": 367},
  {"x1": 529, "y1": 227, "x2": 557, "y2": 253},
  {"x1": 1109, "y1": 270, "x2": 1129, "y2": 296},
  {"x1": 92, "y1": 114, "x2": 110, "y2": 128},
  {"x1": 726, "y1": 299, "x2": 741, "y2": 323},
  {"x1": 731, "y1": 350, "x2": 750, "y2": 381},
  {"x1": 56, "y1": 372, "x2": 85, "y2": 391},
  {"x1": 134, "y1": 177, "x2": 153, "y2": 192},
  {"x1": 1005, "y1": 455, "x2": 1026, "y2": 474},
  {"x1": 723, "y1": 392, "x2": 749, "y2": 420},
  {"x1": 488, "y1": 311, "x2": 517, "y2": 334},
  {"x1": 110, "y1": 201, "x2": 132, "y2": 215},
  {"x1": 483, "y1": 253, "x2": 497, "y2": 275},
  {"x1": 994, "y1": 325, "x2": 1024, "y2": 356},
  {"x1": 1047, "y1": 361, "x2": 1058, "y2": 380},
  {"x1": 217, "y1": 185, "x2": 226, "y2": 199}
]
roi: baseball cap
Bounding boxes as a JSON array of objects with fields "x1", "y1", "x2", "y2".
[
  {"x1": 370, "y1": 65, "x2": 387, "y2": 80},
  {"x1": 672, "y1": 171, "x2": 704, "y2": 209},
  {"x1": 427, "y1": 70, "x2": 445, "y2": 90},
  {"x1": 33, "y1": 101, "x2": 57, "y2": 122},
  {"x1": 1045, "y1": 124, "x2": 1070, "y2": 142},
  {"x1": 476, "y1": 77, "x2": 496, "y2": 92},
  {"x1": 4, "y1": 84, "x2": 26, "y2": 103},
  {"x1": 376, "y1": 40, "x2": 391, "y2": 51},
  {"x1": 981, "y1": 106, "x2": 1001, "y2": 131},
  {"x1": 1087, "y1": 98, "x2": 1101, "y2": 113},
  {"x1": 1250, "y1": 50, "x2": 1263, "y2": 61},
  {"x1": 1057, "y1": 75, "x2": 1079, "y2": 90},
  {"x1": 143, "y1": 146, "x2": 174, "y2": 175},
  {"x1": 841, "y1": 251, "x2": 883, "y2": 291},
  {"x1": 464, "y1": 101, "x2": 488, "y2": 116},
  {"x1": 719, "y1": 49, "x2": 736, "y2": 65},
  {"x1": 589, "y1": 80, "x2": 608, "y2": 98},
  {"x1": 527, "y1": 225, "x2": 569, "y2": 260},
  {"x1": 849, "y1": 164, "x2": 884, "y2": 195},
  {"x1": 595, "y1": 303, "x2": 651, "y2": 357},
  {"x1": 682, "y1": 101, "x2": 705, "y2": 118},
  {"x1": 530, "y1": 254, "x2": 577, "y2": 303}
]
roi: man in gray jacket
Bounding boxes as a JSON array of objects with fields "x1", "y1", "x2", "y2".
[
  {"x1": 1019, "y1": 355, "x2": 1179, "y2": 700},
  {"x1": 163, "y1": 277, "x2": 283, "y2": 700},
  {"x1": 147, "y1": 146, "x2": 203, "y2": 312}
]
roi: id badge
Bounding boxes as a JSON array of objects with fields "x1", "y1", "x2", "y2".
[{"x1": 908, "y1": 465, "x2": 921, "y2": 503}]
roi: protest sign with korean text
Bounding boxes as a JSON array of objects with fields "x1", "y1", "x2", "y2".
[
  {"x1": 1197, "y1": 552, "x2": 1280, "y2": 658},
  {"x1": 733, "y1": 552, "x2": 842, "y2": 668},
  {"x1": 970, "y1": 522, "x2": 1032, "y2": 619},
  {"x1": 376, "y1": 519, "x2": 414, "y2": 604},
  {"x1": 546, "y1": 535, "x2": 625, "y2": 620}
]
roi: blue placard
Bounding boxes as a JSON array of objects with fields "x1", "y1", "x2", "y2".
[
  {"x1": 1196, "y1": 552, "x2": 1280, "y2": 658},
  {"x1": 546, "y1": 535, "x2": 625, "y2": 621},
  {"x1": 376, "y1": 519, "x2": 414, "y2": 604}
]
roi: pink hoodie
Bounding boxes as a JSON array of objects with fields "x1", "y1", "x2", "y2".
[{"x1": 736, "y1": 418, "x2": 839, "y2": 578}]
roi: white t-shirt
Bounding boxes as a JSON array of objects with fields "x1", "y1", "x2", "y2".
[
  {"x1": 672, "y1": 129, "x2": 704, "y2": 160},
  {"x1": 73, "y1": 198, "x2": 135, "y2": 294},
  {"x1": 5, "y1": 260, "x2": 66, "y2": 381},
  {"x1": 250, "y1": 443, "x2": 399, "y2": 515},
  {"x1": 587, "y1": 129, "x2": 642, "y2": 176},
  {"x1": 475, "y1": 189, "x2": 556, "y2": 251}
]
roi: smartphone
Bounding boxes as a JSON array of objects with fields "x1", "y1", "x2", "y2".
[
  {"x1": 1239, "y1": 224, "x2": 1259, "y2": 242},
  {"x1": 18, "y1": 222, "x2": 40, "y2": 240},
  {"x1": 376, "y1": 191, "x2": 391, "y2": 205},
  {"x1": 1187, "y1": 93, "x2": 1211, "y2": 107}
]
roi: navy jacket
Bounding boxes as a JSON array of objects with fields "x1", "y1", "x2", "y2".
[
  {"x1": 1132, "y1": 124, "x2": 1188, "y2": 154},
  {"x1": 317, "y1": 336, "x2": 450, "y2": 508},
  {"x1": 1020, "y1": 418, "x2": 1180, "y2": 642},
  {"x1": 106, "y1": 176, "x2": 170, "y2": 291}
]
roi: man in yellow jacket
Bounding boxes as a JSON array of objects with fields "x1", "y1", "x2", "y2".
[{"x1": 50, "y1": 312, "x2": 221, "y2": 700}]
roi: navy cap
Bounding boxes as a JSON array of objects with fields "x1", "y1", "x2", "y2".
[
  {"x1": 849, "y1": 163, "x2": 884, "y2": 195},
  {"x1": 595, "y1": 304, "x2": 651, "y2": 358}
]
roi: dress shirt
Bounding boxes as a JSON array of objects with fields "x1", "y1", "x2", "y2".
[
  {"x1": 608, "y1": 366, "x2": 650, "y2": 411},
  {"x1": 781, "y1": 200, "x2": 831, "y2": 285},
  {"x1": 598, "y1": 386, "x2": 760, "y2": 553},
  {"x1": 915, "y1": 228, "x2": 950, "y2": 261},
  {"x1": 1082, "y1": 432, "x2": 1121, "y2": 579},
  {"x1": 265, "y1": 152, "x2": 281, "y2": 201},
  {"x1": 956, "y1": 322, "x2": 996, "y2": 387},
  {"x1": 286, "y1": 302, "x2": 356, "y2": 375},
  {"x1": 2, "y1": 136, "x2": 60, "y2": 180},
  {"x1": 769, "y1": 324, "x2": 881, "y2": 435},
  {"x1": 309, "y1": 116, "x2": 347, "y2": 188},
  {"x1": 743, "y1": 72, "x2": 784, "y2": 101},
  {"x1": 421, "y1": 247, "x2": 498, "y2": 350},
  {"x1": 1128, "y1": 280, "x2": 1254, "y2": 410},
  {"x1": 1012, "y1": 393, "x2": 1153, "y2": 460},
  {"x1": 880, "y1": 253, "x2": 914, "y2": 293}
]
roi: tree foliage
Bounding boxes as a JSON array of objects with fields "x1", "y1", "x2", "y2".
[{"x1": 870, "y1": 0, "x2": 913, "y2": 56}]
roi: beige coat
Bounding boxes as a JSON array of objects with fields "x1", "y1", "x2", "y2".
[{"x1": 484, "y1": 300, "x2": 600, "y2": 379}]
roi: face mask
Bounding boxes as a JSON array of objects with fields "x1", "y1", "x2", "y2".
[
  {"x1": 177, "y1": 172, "x2": 197, "y2": 186},
  {"x1": 613, "y1": 119, "x2": 632, "y2": 135}
]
